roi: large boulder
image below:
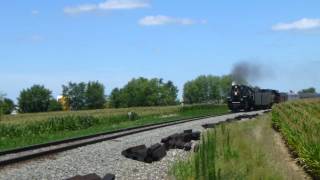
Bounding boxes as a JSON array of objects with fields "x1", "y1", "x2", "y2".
[
  {"x1": 121, "y1": 145, "x2": 148, "y2": 162},
  {"x1": 147, "y1": 143, "x2": 166, "y2": 161}
]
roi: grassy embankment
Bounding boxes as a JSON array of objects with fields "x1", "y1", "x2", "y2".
[
  {"x1": 0, "y1": 104, "x2": 228, "y2": 152},
  {"x1": 272, "y1": 99, "x2": 320, "y2": 178},
  {"x1": 171, "y1": 114, "x2": 307, "y2": 180}
]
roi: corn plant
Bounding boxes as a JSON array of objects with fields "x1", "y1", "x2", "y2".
[{"x1": 272, "y1": 99, "x2": 320, "y2": 177}]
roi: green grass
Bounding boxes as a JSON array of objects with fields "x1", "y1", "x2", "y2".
[
  {"x1": 0, "y1": 104, "x2": 228, "y2": 152},
  {"x1": 272, "y1": 99, "x2": 320, "y2": 178},
  {"x1": 171, "y1": 115, "x2": 306, "y2": 180}
]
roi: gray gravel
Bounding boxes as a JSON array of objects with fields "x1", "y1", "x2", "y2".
[{"x1": 0, "y1": 110, "x2": 264, "y2": 180}]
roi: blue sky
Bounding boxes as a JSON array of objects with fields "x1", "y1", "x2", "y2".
[{"x1": 1, "y1": 0, "x2": 320, "y2": 101}]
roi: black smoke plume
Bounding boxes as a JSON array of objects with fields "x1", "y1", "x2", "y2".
[{"x1": 231, "y1": 61, "x2": 270, "y2": 85}]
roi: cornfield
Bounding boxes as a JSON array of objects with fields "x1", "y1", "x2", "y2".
[{"x1": 272, "y1": 99, "x2": 320, "y2": 178}]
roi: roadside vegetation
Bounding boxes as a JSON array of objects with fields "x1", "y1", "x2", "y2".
[
  {"x1": 272, "y1": 99, "x2": 320, "y2": 178},
  {"x1": 171, "y1": 115, "x2": 307, "y2": 180},
  {"x1": 0, "y1": 104, "x2": 228, "y2": 152}
]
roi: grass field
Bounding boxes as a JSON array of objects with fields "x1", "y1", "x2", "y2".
[
  {"x1": 272, "y1": 99, "x2": 320, "y2": 178},
  {"x1": 0, "y1": 104, "x2": 228, "y2": 152},
  {"x1": 171, "y1": 114, "x2": 307, "y2": 180},
  {"x1": 1, "y1": 106, "x2": 181, "y2": 124}
]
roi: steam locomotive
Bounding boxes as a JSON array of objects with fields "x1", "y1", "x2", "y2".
[{"x1": 227, "y1": 84, "x2": 288, "y2": 112}]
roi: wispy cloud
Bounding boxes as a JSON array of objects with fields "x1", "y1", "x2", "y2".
[
  {"x1": 64, "y1": 0, "x2": 149, "y2": 15},
  {"x1": 139, "y1": 15, "x2": 206, "y2": 26},
  {"x1": 31, "y1": 10, "x2": 39, "y2": 15},
  {"x1": 272, "y1": 18, "x2": 320, "y2": 31},
  {"x1": 18, "y1": 34, "x2": 44, "y2": 43}
]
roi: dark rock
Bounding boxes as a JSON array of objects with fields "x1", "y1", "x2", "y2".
[
  {"x1": 184, "y1": 129, "x2": 193, "y2": 133},
  {"x1": 65, "y1": 175, "x2": 83, "y2": 180},
  {"x1": 202, "y1": 123, "x2": 216, "y2": 129},
  {"x1": 66, "y1": 174, "x2": 101, "y2": 180},
  {"x1": 148, "y1": 143, "x2": 162, "y2": 153},
  {"x1": 148, "y1": 143, "x2": 166, "y2": 161},
  {"x1": 191, "y1": 131, "x2": 201, "y2": 140},
  {"x1": 184, "y1": 142, "x2": 192, "y2": 151},
  {"x1": 175, "y1": 140, "x2": 186, "y2": 149},
  {"x1": 226, "y1": 118, "x2": 235, "y2": 122},
  {"x1": 102, "y1": 174, "x2": 115, "y2": 180},
  {"x1": 161, "y1": 136, "x2": 170, "y2": 144},
  {"x1": 121, "y1": 145, "x2": 148, "y2": 162},
  {"x1": 182, "y1": 133, "x2": 193, "y2": 142}
]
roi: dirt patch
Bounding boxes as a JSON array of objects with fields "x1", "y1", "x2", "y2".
[{"x1": 273, "y1": 130, "x2": 311, "y2": 180}]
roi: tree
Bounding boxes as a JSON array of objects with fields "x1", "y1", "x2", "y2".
[
  {"x1": 298, "y1": 87, "x2": 317, "y2": 94},
  {"x1": 183, "y1": 75, "x2": 233, "y2": 104},
  {"x1": 62, "y1": 82, "x2": 87, "y2": 110},
  {"x1": 18, "y1": 85, "x2": 52, "y2": 113},
  {"x1": 62, "y1": 81, "x2": 106, "y2": 110},
  {"x1": 183, "y1": 75, "x2": 221, "y2": 104},
  {"x1": 109, "y1": 88, "x2": 122, "y2": 108},
  {"x1": 86, "y1": 81, "x2": 106, "y2": 109},
  {"x1": 109, "y1": 77, "x2": 178, "y2": 108},
  {"x1": 2, "y1": 98, "x2": 15, "y2": 114},
  {"x1": 218, "y1": 75, "x2": 233, "y2": 100},
  {"x1": 0, "y1": 92, "x2": 5, "y2": 120},
  {"x1": 48, "y1": 99, "x2": 63, "y2": 112}
]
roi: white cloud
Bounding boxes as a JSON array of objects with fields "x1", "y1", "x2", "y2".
[
  {"x1": 64, "y1": 0, "x2": 149, "y2": 15},
  {"x1": 99, "y1": 0, "x2": 149, "y2": 9},
  {"x1": 139, "y1": 15, "x2": 206, "y2": 26},
  {"x1": 31, "y1": 10, "x2": 39, "y2": 15},
  {"x1": 272, "y1": 18, "x2": 320, "y2": 31},
  {"x1": 18, "y1": 34, "x2": 44, "y2": 43}
]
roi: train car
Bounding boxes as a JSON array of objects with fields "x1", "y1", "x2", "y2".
[
  {"x1": 254, "y1": 89, "x2": 275, "y2": 109},
  {"x1": 227, "y1": 84, "x2": 287, "y2": 112}
]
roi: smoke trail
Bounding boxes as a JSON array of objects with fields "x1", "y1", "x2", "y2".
[{"x1": 231, "y1": 61, "x2": 270, "y2": 85}]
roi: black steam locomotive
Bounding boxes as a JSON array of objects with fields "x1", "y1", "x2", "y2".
[{"x1": 227, "y1": 84, "x2": 288, "y2": 112}]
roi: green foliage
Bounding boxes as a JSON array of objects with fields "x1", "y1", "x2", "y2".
[
  {"x1": 109, "y1": 88, "x2": 122, "y2": 108},
  {"x1": 18, "y1": 85, "x2": 52, "y2": 113},
  {"x1": 272, "y1": 99, "x2": 320, "y2": 177},
  {"x1": 183, "y1": 75, "x2": 232, "y2": 104},
  {"x1": 86, "y1": 81, "x2": 106, "y2": 109},
  {"x1": 62, "y1": 81, "x2": 106, "y2": 110},
  {"x1": 1, "y1": 98, "x2": 15, "y2": 114},
  {"x1": 62, "y1": 82, "x2": 87, "y2": 110},
  {"x1": 0, "y1": 93, "x2": 5, "y2": 121},
  {"x1": 172, "y1": 116, "x2": 293, "y2": 180},
  {"x1": 48, "y1": 99, "x2": 63, "y2": 112},
  {"x1": 0, "y1": 115, "x2": 115, "y2": 138},
  {"x1": 298, "y1": 87, "x2": 317, "y2": 94},
  {"x1": 109, "y1": 77, "x2": 178, "y2": 108}
]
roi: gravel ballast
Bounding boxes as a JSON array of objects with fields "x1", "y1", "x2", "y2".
[{"x1": 0, "y1": 111, "x2": 264, "y2": 180}]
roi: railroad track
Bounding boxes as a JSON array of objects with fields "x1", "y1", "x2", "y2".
[{"x1": 0, "y1": 113, "x2": 233, "y2": 167}]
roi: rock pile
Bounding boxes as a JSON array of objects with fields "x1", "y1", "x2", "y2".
[
  {"x1": 122, "y1": 129, "x2": 201, "y2": 163},
  {"x1": 202, "y1": 113, "x2": 260, "y2": 129}
]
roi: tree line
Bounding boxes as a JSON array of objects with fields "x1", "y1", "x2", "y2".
[{"x1": 1, "y1": 75, "x2": 318, "y2": 114}]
